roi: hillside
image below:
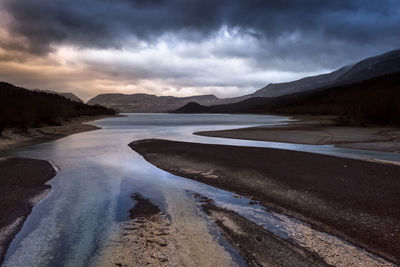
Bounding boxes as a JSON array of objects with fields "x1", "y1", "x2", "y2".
[
  {"x1": 34, "y1": 90, "x2": 83, "y2": 103},
  {"x1": 253, "y1": 49, "x2": 400, "y2": 98},
  {"x1": 252, "y1": 65, "x2": 353, "y2": 98},
  {"x1": 58, "y1": 93, "x2": 83, "y2": 103},
  {"x1": 174, "y1": 72, "x2": 400, "y2": 125},
  {"x1": 87, "y1": 93, "x2": 229, "y2": 113},
  {"x1": 0, "y1": 82, "x2": 117, "y2": 133},
  {"x1": 88, "y1": 49, "x2": 400, "y2": 113}
]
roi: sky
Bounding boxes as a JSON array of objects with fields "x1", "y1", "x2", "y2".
[{"x1": 0, "y1": 0, "x2": 399, "y2": 101}]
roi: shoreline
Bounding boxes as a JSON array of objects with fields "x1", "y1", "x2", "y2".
[
  {"x1": 0, "y1": 115, "x2": 114, "y2": 264},
  {"x1": 0, "y1": 115, "x2": 113, "y2": 153},
  {"x1": 95, "y1": 193, "x2": 243, "y2": 266},
  {"x1": 193, "y1": 193, "x2": 326, "y2": 266},
  {"x1": 0, "y1": 157, "x2": 57, "y2": 264},
  {"x1": 195, "y1": 115, "x2": 400, "y2": 153},
  {"x1": 95, "y1": 193, "x2": 175, "y2": 266},
  {"x1": 130, "y1": 138, "x2": 400, "y2": 265}
]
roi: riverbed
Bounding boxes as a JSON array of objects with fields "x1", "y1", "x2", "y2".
[{"x1": 2, "y1": 114, "x2": 400, "y2": 266}]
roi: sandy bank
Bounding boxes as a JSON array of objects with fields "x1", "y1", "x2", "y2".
[
  {"x1": 193, "y1": 194, "x2": 326, "y2": 267},
  {"x1": 195, "y1": 116, "x2": 400, "y2": 153},
  {"x1": 0, "y1": 157, "x2": 56, "y2": 264},
  {"x1": 0, "y1": 115, "x2": 110, "y2": 152},
  {"x1": 130, "y1": 139, "x2": 400, "y2": 265},
  {"x1": 95, "y1": 193, "x2": 240, "y2": 266},
  {"x1": 95, "y1": 193, "x2": 174, "y2": 266}
]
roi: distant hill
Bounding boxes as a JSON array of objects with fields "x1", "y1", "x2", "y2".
[
  {"x1": 34, "y1": 90, "x2": 83, "y2": 103},
  {"x1": 60, "y1": 93, "x2": 82, "y2": 103},
  {"x1": 87, "y1": 93, "x2": 233, "y2": 113},
  {"x1": 88, "y1": 49, "x2": 400, "y2": 112},
  {"x1": 0, "y1": 82, "x2": 117, "y2": 132},
  {"x1": 251, "y1": 65, "x2": 353, "y2": 98},
  {"x1": 252, "y1": 49, "x2": 400, "y2": 98},
  {"x1": 174, "y1": 72, "x2": 400, "y2": 125}
]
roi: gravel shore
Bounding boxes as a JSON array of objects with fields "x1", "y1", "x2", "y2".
[
  {"x1": 195, "y1": 116, "x2": 400, "y2": 153},
  {"x1": 194, "y1": 194, "x2": 327, "y2": 267},
  {"x1": 0, "y1": 115, "x2": 110, "y2": 153},
  {"x1": 130, "y1": 138, "x2": 400, "y2": 265},
  {"x1": 0, "y1": 157, "x2": 56, "y2": 264}
]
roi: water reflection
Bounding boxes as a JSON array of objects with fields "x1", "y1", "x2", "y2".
[{"x1": 2, "y1": 114, "x2": 399, "y2": 266}]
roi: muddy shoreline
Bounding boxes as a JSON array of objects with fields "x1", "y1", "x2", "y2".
[
  {"x1": 96, "y1": 193, "x2": 174, "y2": 266},
  {"x1": 0, "y1": 115, "x2": 117, "y2": 264},
  {"x1": 0, "y1": 157, "x2": 57, "y2": 264},
  {"x1": 96, "y1": 192, "x2": 241, "y2": 266},
  {"x1": 130, "y1": 139, "x2": 400, "y2": 265},
  {"x1": 193, "y1": 193, "x2": 327, "y2": 267},
  {"x1": 0, "y1": 115, "x2": 113, "y2": 153},
  {"x1": 195, "y1": 115, "x2": 400, "y2": 153}
]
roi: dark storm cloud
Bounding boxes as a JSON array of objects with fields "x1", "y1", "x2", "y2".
[
  {"x1": 1, "y1": 0, "x2": 400, "y2": 99},
  {"x1": 2, "y1": 0, "x2": 399, "y2": 56}
]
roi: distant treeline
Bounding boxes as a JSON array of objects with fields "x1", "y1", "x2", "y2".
[
  {"x1": 174, "y1": 72, "x2": 400, "y2": 126},
  {"x1": 0, "y1": 82, "x2": 117, "y2": 133}
]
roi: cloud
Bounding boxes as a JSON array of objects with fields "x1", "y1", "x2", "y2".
[
  {"x1": 0, "y1": 0, "x2": 399, "y2": 99},
  {"x1": 2, "y1": 0, "x2": 399, "y2": 55}
]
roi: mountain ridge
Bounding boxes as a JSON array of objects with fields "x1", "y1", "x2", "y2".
[
  {"x1": 0, "y1": 81, "x2": 116, "y2": 131},
  {"x1": 33, "y1": 89, "x2": 83, "y2": 103},
  {"x1": 87, "y1": 93, "x2": 224, "y2": 113},
  {"x1": 174, "y1": 72, "x2": 400, "y2": 125},
  {"x1": 88, "y1": 48, "x2": 400, "y2": 113}
]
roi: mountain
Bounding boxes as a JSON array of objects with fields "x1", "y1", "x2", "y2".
[
  {"x1": 0, "y1": 82, "x2": 116, "y2": 131},
  {"x1": 252, "y1": 65, "x2": 353, "y2": 97},
  {"x1": 57, "y1": 92, "x2": 83, "y2": 103},
  {"x1": 87, "y1": 93, "x2": 228, "y2": 113},
  {"x1": 174, "y1": 72, "x2": 400, "y2": 125},
  {"x1": 88, "y1": 48, "x2": 400, "y2": 113},
  {"x1": 252, "y1": 49, "x2": 400, "y2": 98},
  {"x1": 34, "y1": 90, "x2": 83, "y2": 103},
  {"x1": 336, "y1": 49, "x2": 400, "y2": 84}
]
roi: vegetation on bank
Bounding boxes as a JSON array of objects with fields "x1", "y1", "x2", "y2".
[
  {"x1": 273, "y1": 72, "x2": 400, "y2": 125},
  {"x1": 174, "y1": 72, "x2": 400, "y2": 126},
  {"x1": 0, "y1": 82, "x2": 117, "y2": 135}
]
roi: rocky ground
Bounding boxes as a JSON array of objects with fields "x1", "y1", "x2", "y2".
[
  {"x1": 96, "y1": 192, "x2": 239, "y2": 267},
  {"x1": 130, "y1": 139, "x2": 400, "y2": 265},
  {"x1": 193, "y1": 193, "x2": 327, "y2": 267},
  {"x1": 97, "y1": 193, "x2": 173, "y2": 266}
]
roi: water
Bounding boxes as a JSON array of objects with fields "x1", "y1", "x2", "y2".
[{"x1": 2, "y1": 114, "x2": 399, "y2": 266}]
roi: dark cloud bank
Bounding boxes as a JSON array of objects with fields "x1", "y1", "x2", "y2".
[
  {"x1": 3, "y1": 0, "x2": 400, "y2": 69},
  {"x1": 0, "y1": 0, "x2": 399, "y2": 99}
]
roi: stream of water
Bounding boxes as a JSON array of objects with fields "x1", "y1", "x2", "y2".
[{"x1": 3, "y1": 114, "x2": 399, "y2": 266}]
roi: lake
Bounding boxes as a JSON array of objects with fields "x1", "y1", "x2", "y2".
[{"x1": 3, "y1": 114, "x2": 399, "y2": 266}]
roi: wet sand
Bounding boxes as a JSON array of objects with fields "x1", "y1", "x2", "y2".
[
  {"x1": 130, "y1": 139, "x2": 400, "y2": 265},
  {"x1": 95, "y1": 193, "x2": 174, "y2": 266},
  {"x1": 0, "y1": 157, "x2": 56, "y2": 264},
  {"x1": 95, "y1": 192, "x2": 241, "y2": 266},
  {"x1": 0, "y1": 115, "x2": 111, "y2": 152},
  {"x1": 195, "y1": 116, "x2": 400, "y2": 153},
  {"x1": 193, "y1": 193, "x2": 327, "y2": 267}
]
